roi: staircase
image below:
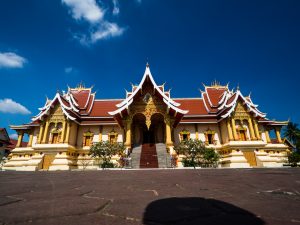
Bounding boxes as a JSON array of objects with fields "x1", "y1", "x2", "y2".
[
  {"x1": 130, "y1": 146, "x2": 142, "y2": 169},
  {"x1": 140, "y1": 144, "x2": 159, "y2": 168},
  {"x1": 156, "y1": 143, "x2": 171, "y2": 168}
]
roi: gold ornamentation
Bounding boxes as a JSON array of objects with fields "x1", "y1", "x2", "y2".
[
  {"x1": 48, "y1": 105, "x2": 66, "y2": 124},
  {"x1": 129, "y1": 93, "x2": 167, "y2": 129},
  {"x1": 233, "y1": 101, "x2": 251, "y2": 120}
]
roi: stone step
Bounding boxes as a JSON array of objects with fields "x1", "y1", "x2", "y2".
[{"x1": 140, "y1": 144, "x2": 158, "y2": 168}]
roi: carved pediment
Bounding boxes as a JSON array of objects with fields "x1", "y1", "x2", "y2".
[
  {"x1": 128, "y1": 92, "x2": 167, "y2": 129},
  {"x1": 48, "y1": 105, "x2": 66, "y2": 123},
  {"x1": 233, "y1": 101, "x2": 251, "y2": 120}
]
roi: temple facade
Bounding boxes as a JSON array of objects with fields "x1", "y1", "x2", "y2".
[{"x1": 4, "y1": 64, "x2": 289, "y2": 171}]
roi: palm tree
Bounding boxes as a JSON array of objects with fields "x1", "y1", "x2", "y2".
[{"x1": 283, "y1": 122, "x2": 300, "y2": 146}]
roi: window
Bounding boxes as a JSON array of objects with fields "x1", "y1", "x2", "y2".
[
  {"x1": 83, "y1": 131, "x2": 94, "y2": 147},
  {"x1": 108, "y1": 130, "x2": 118, "y2": 144},
  {"x1": 84, "y1": 136, "x2": 92, "y2": 146},
  {"x1": 179, "y1": 129, "x2": 190, "y2": 141},
  {"x1": 207, "y1": 133, "x2": 213, "y2": 144},
  {"x1": 204, "y1": 129, "x2": 215, "y2": 145},
  {"x1": 182, "y1": 134, "x2": 188, "y2": 140}
]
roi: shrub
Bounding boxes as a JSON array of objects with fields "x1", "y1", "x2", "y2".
[
  {"x1": 288, "y1": 151, "x2": 300, "y2": 167},
  {"x1": 90, "y1": 141, "x2": 125, "y2": 169},
  {"x1": 174, "y1": 139, "x2": 219, "y2": 168}
]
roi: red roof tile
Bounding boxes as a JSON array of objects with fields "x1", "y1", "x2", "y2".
[
  {"x1": 70, "y1": 89, "x2": 91, "y2": 109},
  {"x1": 175, "y1": 99, "x2": 208, "y2": 115},
  {"x1": 206, "y1": 87, "x2": 227, "y2": 107},
  {"x1": 89, "y1": 100, "x2": 121, "y2": 117}
]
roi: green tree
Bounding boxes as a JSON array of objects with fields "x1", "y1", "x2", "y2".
[
  {"x1": 283, "y1": 122, "x2": 300, "y2": 147},
  {"x1": 89, "y1": 141, "x2": 125, "y2": 169},
  {"x1": 174, "y1": 139, "x2": 219, "y2": 168},
  {"x1": 288, "y1": 151, "x2": 300, "y2": 167}
]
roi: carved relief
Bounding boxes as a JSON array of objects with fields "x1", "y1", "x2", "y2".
[
  {"x1": 128, "y1": 93, "x2": 167, "y2": 129},
  {"x1": 233, "y1": 101, "x2": 251, "y2": 120},
  {"x1": 48, "y1": 105, "x2": 66, "y2": 124}
]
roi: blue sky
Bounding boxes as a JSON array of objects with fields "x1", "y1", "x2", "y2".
[{"x1": 0, "y1": 0, "x2": 299, "y2": 139}]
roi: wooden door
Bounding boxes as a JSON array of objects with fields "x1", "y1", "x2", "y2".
[
  {"x1": 243, "y1": 151, "x2": 257, "y2": 167},
  {"x1": 42, "y1": 155, "x2": 55, "y2": 170},
  {"x1": 52, "y1": 133, "x2": 59, "y2": 144}
]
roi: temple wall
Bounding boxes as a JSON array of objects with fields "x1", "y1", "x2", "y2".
[
  {"x1": 76, "y1": 125, "x2": 124, "y2": 145},
  {"x1": 69, "y1": 123, "x2": 78, "y2": 146},
  {"x1": 174, "y1": 123, "x2": 222, "y2": 145},
  {"x1": 220, "y1": 120, "x2": 229, "y2": 144}
]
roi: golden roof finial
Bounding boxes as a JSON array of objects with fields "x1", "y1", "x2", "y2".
[
  {"x1": 211, "y1": 79, "x2": 222, "y2": 88},
  {"x1": 76, "y1": 81, "x2": 86, "y2": 90}
]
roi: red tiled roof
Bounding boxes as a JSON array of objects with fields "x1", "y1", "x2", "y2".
[
  {"x1": 70, "y1": 89, "x2": 91, "y2": 109},
  {"x1": 175, "y1": 99, "x2": 208, "y2": 115},
  {"x1": 89, "y1": 100, "x2": 121, "y2": 117},
  {"x1": 206, "y1": 87, "x2": 227, "y2": 107}
]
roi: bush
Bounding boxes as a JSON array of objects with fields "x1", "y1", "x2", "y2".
[
  {"x1": 174, "y1": 139, "x2": 219, "y2": 168},
  {"x1": 101, "y1": 161, "x2": 115, "y2": 168},
  {"x1": 288, "y1": 151, "x2": 300, "y2": 167},
  {"x1": 90, "y1": 141, "x2": 125, "y2": 169}
]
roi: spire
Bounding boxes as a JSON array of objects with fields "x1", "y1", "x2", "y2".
[{"x1": 146, "y1": 61, "x2": 149, "y2": 68}]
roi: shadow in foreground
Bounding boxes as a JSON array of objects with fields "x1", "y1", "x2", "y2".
[{"x1": 143, "y1": 197, "x2": 264, "y2": 225}]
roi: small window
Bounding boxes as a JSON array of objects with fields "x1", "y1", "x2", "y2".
[
  {"x1": 84, "y1": 136, "x2": 92, "y2": 146},
  {"x1": 109, "y1": 134, "x2": 116, "y2": 144},
  {"x1": 182, "y1": 134, "x2": 188, "y2": 140},
  {"x1": 108, "y1": 130, "x2": 118, "y2": 144},
  {"x1": 83, "y1": 131, "x2": 94, "y2": 147},
  {"x1": 180, "y1": 129, "x2": 190, "y2": 141},
  {"x1": 207, "y1": 133, "x2": 213, "y2": 144},
  {"x1": 205, "y1": 129, "x2": 215, "y2": 145}
]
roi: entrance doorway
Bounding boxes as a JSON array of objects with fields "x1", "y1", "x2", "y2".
[{"x1": 132, "y1": 113, "x2": 165, "y2": 146}]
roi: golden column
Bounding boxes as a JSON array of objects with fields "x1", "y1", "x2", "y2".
[
  {"x1": 37, "y1": 123, "x2": 44, "y2": 144},
  {"x1": 194, "y1": 123, "x2": 199, "y2": 140},
  {"x1": 124, "y1": 118, "x2": 132, "y2": 148},
  {"x1": 99, "y1": 125, "x2": 103, "y2": 142},
  {"x1": 226, "y1": 119, "x2": 234, "y2": 141},
  {"x1": 247, "y1": 118, "x2": 256, "y2": 140},
  {"x1": 42, "y1": 120, "x2": 50, "y2": 144},
  {"x1": 165, "y1": 116, "x2": 173, "y2": 147},
  {"x1": 253, "y1": 119, "x2": 260, "y2": 140},
  {"x1": 64, "y1": 121, "x2": 71, "y2": 143},
  {"x1": 265, "y1": 129, "x2": 271, "y2": 143},
  {"x1": 27, "y1": 132, "x2": 33, "y2": 147},
  {"x1": 16, "y1": 131, "x2": 24, "y2": 148},
  {"x1": 60, "y1": 120, "x2": 66, "y2": 143},
  {"x1": 231, "y1": 118, "x2": 238, "y2": 140},
  {"x1": 275, "y1": 127, "x2": 282, "y2": 143}
]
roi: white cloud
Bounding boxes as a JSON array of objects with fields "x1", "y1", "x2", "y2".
[
  {"x1": 91, "y1": 22, "x2": 124, "y2": 42},
  {"x1": 9, "y1": 134, "x2": 18, "y2": 140},
  {"x1": 62, "y1": 0, "x2": 104, "y2": 23},
  {"x1": 62, "y1": 0, "x2": 124, "y2": 45},
  {"x1": 0, "y1": 99, "x2": 31, "y2": 115},
  {"x1": 0, "y1": 52, "x2": 27, "y2": 68},
  {"x1": 65, "y1": 67, "x2": 73, "y2": 73},
  {"x1": 112, "y1": 0, "x2": 120, "y2": 15}
]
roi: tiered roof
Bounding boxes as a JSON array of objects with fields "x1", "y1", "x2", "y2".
[{"x1": 14, "y1": 64, "x2": 283, "y2": 128}]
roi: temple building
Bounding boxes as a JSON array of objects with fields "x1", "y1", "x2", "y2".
[{"x1": 4, "y1": 64, "x2": 289, "y2": 170}]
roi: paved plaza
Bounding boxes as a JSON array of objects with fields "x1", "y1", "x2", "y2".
[{"x1": 0, "y1": 168, "x2": 299, "y2": 225}]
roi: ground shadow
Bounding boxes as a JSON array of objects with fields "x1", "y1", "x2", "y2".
[{"x1": 143, "y1": 197, "x2": 265, "y2": 225}]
